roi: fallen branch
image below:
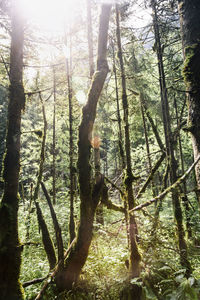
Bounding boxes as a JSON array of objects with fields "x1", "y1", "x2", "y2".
[
  {"x1": 35, "y1": 238, "x2": 76, "y2": 300},
  {"x1": 130, "y1": 155, "x2": 200, "y2": 213},
  {"x1": 23, "y1": 277, "x2": 47, "y2": 288},
  {"x1": 22, "y1": 241, "x2": 40, "y2": 247}
]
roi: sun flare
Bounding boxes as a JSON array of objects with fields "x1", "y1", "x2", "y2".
[{"x1": 19, "y1": 0, "x2": 82, "y2": 31}]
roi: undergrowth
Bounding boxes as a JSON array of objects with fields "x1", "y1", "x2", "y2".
[{"x1": 18, "y1": 196, "x2": 200, "y2": 300}]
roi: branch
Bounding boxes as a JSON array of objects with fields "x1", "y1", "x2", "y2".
[
  {"x1": 136, "y1": 152, "x2": 166, "y2": 199},
  {"x1": 104, "y1": 176, "x2": 124, "y2": 196},
  {"x1": 21, "y1": 242, "x2": 40, "y2": 246},
  {"x1": 23, "y1": 277, "x2": 47, "y2": 288},
  {"x1": 101, "y1": 181, "x2": 125, "y2": 213},
  {"x1": 130, "y1": 155, "x2": 200, "y2": 213},
  {"x1": 102, "y1": 198, "x2": 125, "y2": 213}
]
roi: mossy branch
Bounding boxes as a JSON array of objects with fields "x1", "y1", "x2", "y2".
[
  {"x1": 101, "y1": 182, "x2": 125, "y2": 213},
  {"x1": 130, "y1": 155, "x2": 200, "y2": 213}
]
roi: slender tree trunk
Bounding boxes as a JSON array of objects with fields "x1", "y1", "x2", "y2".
[
  {"x1": 174, "y1": 95, "x2": 192, "y2": 238},
  {"x1": 41, "y1": 181, "x2": 64, "y2": 267},
  {"x1": 52, "y1": 67, "x2": 56, "y2": 205},
  {"x1": 25, "y1": 182, "x2": 33, "y2": 241},
  {"x1": 152, "y1": 0, "x2": 191, "y2": 275},
  {"x1": 116, "y1": 4, "x2": 141, "y2": 278},
  {"x1": 0, "y1": 1, "x2": 25, "y2": 298},
  {"x1": 94, "y1": 141, "x2": 104, "y2": 225},
  {"x1": 65, "y1": 42, "x2": 76, "y2": 244},
  {"x1": 178, "y1": 0, "x2": 200, "y2": 202},
  {"x1": 33, "y1": 93, "x2": 57, "y2": 270},
  {"x1": 140, "y1": 93, "x2": 157, "y2": 197},
  {"x1": 55, "y1": 4, "x2": 111, "y2": 291},
  {"x1": 111, "y1": 40, "x2": 125, "y2": 169},
  {"x1": 86, "y1": 0, "x2": 95, "y2": 78}
]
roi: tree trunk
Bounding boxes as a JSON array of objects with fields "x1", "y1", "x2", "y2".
[
  {"x1": 152, "y1": 0, "x2": 191, "y2": 275},
  {"x1": 174, "y1": 95, "x2": 192, "y2": 238},
  {"x1": 111, "y1": 39, "x2": 125, "y2": 169},
  {"x1": 86, "y1": 0, "x2": 104, "y2": 226},
  {"x1": 116, "y1": 4, "x2": 141, "y2": 278},
  {"x1": 65, "y1": 42, "x2": 76, "y2": 244},
  {"x1": 178, "y1": 0, "x2": 200, "y2": 202},
  {"x1": 0, "y1": 1, "x2": 25, "y2": 298},
  {"x1": 55, "y1": 4, "x2": 111, "y2": 291},
  {"x1": 86, "y1": 0, "x2": 95, "y2": 78},
  {"x1": 52, "y1": 67, "x2": 56, "y2": 205},
  {"x1": 41, "y1": 181, "x2": 64, "y2": 267},
  {"x1": 33, "y1": 93, "x2": 57, "y2": 270}
]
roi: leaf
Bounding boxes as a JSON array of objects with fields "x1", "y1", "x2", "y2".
[{"x1": 158, "y1": 266, "x2": 172, "y2": 272}]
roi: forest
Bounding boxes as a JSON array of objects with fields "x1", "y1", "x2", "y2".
[{"x1": 0, "y1": 0, "x2": 200, "y2": 299}]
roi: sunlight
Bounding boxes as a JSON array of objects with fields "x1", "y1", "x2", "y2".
[
  {"x1": 76, "y1": 90, "x2": 87, "y2": 105},
  {"x1": 19, "y1": 0, "x2": 82, "y2": 31}
]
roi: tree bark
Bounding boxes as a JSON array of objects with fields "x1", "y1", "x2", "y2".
[
  {"x1": 86, "y1": 0, "x2": 104, "y2": 225},
  {"x1": 65, "y1": 41, "x2": 76, "y2": 244},
  {"x1": 178, "y1": 0, "x2": 200, "y2": 202},
  {"x1": 52, "y1": 67, "x2": 56, "y2": 205},
  {"x1": 55, "y1": 4, "x2": 111, "y2": 291},
  {"x1": 116, "y1": 4, "x2": 141, "y2": 278},
  {"x1": 41, "y1": 181, "x2": 64, "y2": 267},
  {"x1": 33, "y1": 93, "x2": 57, "y2": 271},
  {"x1": 0, "y1": 1, "x2": 25, "y2": 298},
  {"x1": 152, "y1": 0, "x2": 191, "y2": 276}
]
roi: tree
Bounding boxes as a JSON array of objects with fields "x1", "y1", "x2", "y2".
[
  {"x1": 0, "y1": 86, "x2": 8, "y2": 181},
  {"x1": 115, "y1": 4, "x2": 141, "y2": 278},
  {"x1": 0, "y1": 0, "x2": 25, "y2": 298},
  {"x1": 151, "y1": 0, "x2": 191, "y2": 275},
  {"x1": 178, "y1": 0, "x2": 200, "y2": 202},
  {"x1": 55, "y1": 4, "x2": 111, "y2": 291}
]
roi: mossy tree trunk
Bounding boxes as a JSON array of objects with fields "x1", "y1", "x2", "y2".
[
  {"x1": 34, "y1": 93, "x2": 57, "y2": 271},
  {"x1": 55, "y1": 4, "x2": 111, "y2": 291},
  {"x1": 111, "y1": 39, "x2": 125, "y2": 169},
  {"x1": 152, "y1": 0, "x2": 191, "y2": 275},
  {"x1": 52, "y1": 67, "x2": 56, "y2": 205},
  {"x1": 178, "y1": 0, "x2": 200, "y2": 202},
  {"x1": 65, "y1": 40, "x2": 76, "y2": 244},
  {"x1": 86, "y1": 0, "x2": 103, "y2": 225},
  {"x1": 116, "y1": 4, "x2": 141, "y2": 278},
  {"x1": 174, "y1": 95, "x2": 192, "y2": 238},
  {"x1": 0, "y1": 1, "x2": 25, "y2": 298}
]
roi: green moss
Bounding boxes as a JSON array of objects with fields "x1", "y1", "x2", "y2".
[{"x1": 183, "y1": 43, "x2": 200, "y2": 87}]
